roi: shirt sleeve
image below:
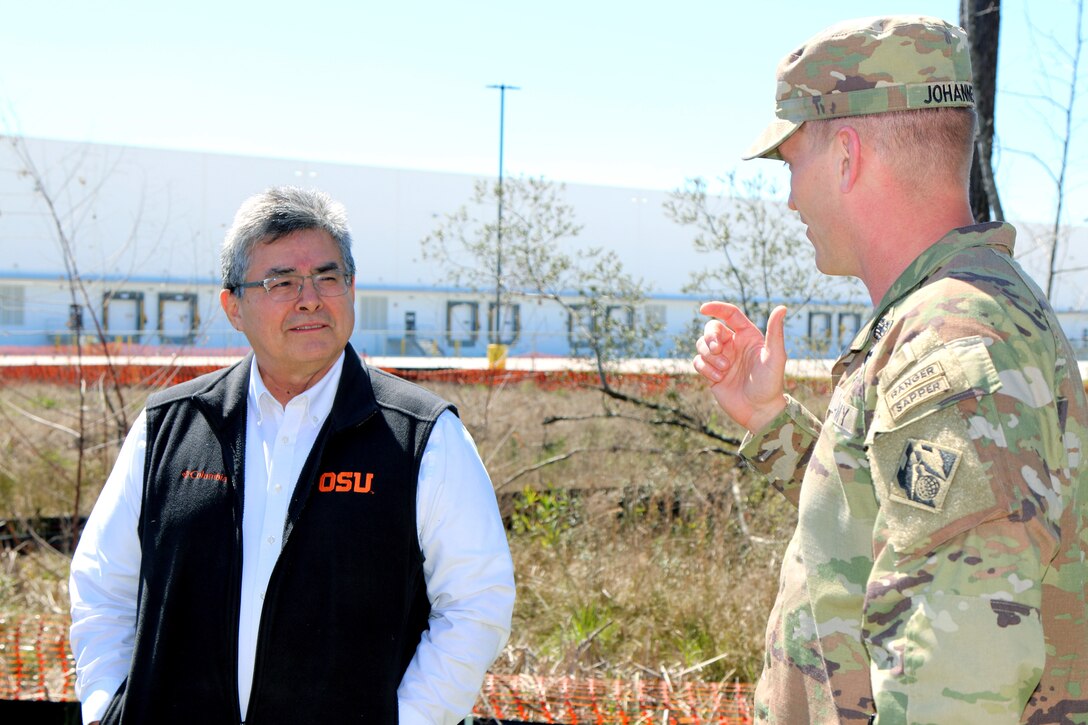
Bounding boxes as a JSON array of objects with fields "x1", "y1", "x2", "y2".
[
  {"x1": 863, "y1": 331, "x2": 1061, "y2": 722},
  {"x1": 397, "y1": 410, "x2": 516, "y2": 725},
  {"x1": 739, "y1": 394, "x2": 822, "y2": 506},
  {"x1": 68, "y1": 410, "x2": 146, "y2": 725}
]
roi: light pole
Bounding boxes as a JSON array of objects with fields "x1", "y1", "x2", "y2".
[{"x1": 486, "y1": 83, "x2": 519, "y2": 348}]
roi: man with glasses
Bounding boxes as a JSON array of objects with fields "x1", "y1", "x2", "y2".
[{"x1": 69, "y1": 186, "x2": 515, "y2": 724}]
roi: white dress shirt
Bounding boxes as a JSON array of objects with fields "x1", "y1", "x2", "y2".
[{"x1": 69, "y1": 353, "x2": 515, "y2": 725}]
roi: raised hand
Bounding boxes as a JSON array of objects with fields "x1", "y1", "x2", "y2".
[{"x1": 693, "y1": 302, "x2": 789, "y2": 433}]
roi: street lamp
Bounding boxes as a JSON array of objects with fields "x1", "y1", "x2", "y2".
[{"x1": 486, "y1": 83, "x2": 519, "y2": 352}]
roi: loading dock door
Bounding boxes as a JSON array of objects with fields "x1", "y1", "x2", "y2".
[
  {"x1": 159, "y1": 293, "x2": 198, "y2": 344},
  {"x1": 446, "y1": 301, "x2": 479, "y2": 348},
  {"x1": 102, "y1": 291, "x2": 145, "y2": 342}
]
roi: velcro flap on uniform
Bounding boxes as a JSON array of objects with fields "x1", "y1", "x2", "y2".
[
  {"x1": 867, "y1": 336, "x2": 1009, "y2": 557},
  {"x1": 873, "y1": 335, "x2": 1001, "y2": 433},
  {"x1": 868, "y1": 407, "x2": 1011, "y2": 557}
]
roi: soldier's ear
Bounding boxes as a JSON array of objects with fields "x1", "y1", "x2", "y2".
[{"x1": 835, "y1": 125, "x2": 862, "y2": 194}]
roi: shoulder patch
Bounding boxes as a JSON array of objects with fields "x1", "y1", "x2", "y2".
[
  {"x1": 886, "y1": 362, "x2": 952, "y2": 421},
  {"x1": 892, "y1": 439, "x2": 962, "y2": 511},
  {"x1": 875, "y1": 335, "x2": 1001, "y2": 429},
  {"x1": 867, "y1": 405, "x2": 1013, "y2": 558}
]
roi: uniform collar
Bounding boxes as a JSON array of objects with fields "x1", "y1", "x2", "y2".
[
  {"x1": 831, "y1": 222, "x2": 1016, "y2": 378},
  {"x1": 848, "y1": 222, "x2": 1015, "y2": 353}
]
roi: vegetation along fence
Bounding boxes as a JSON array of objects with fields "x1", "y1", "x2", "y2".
[{"x1": 1, "y1": 613, "x2": 755, "y2": 724}]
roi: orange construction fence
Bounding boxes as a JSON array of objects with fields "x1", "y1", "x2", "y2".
[
  {"x1": 0, "y1": 360, "x2": 838, "y2": 401},
  {"x1": 1, "y1": 613, "x2": 754, "y2": 723},
  {"x1": 0, "y1": 361, "x2": 701, "y2": 396}
]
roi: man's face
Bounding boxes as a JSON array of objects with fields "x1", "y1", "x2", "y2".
[
  {"x1": 220, "y1": 228, "x2": 355, "y2": 385},
  {"x1": 778, "y1": 126, "x2": 853, "y2": 277}
]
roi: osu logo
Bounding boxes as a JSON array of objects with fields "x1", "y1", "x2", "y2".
[{"x1": 318, "y1": 471, "x2": 374, "y2": 494}]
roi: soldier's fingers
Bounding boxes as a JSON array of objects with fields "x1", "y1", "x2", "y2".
[
  {"x1": 764, "y1": 305, "x2": 788, "y2": 362},
  {"x1": 693, "y1": 354, "x2": 726, "y2": 383},
  {"x1": 696, "y1": 333, "x2": 731, "y2": 368},
  {"x1": 700, "y1": 320, "x2": 735, "y2": 354},
  {"x1": 700, "y1": 301, "x2": 759, "y2": 338}
]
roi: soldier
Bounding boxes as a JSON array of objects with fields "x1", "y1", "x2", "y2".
[{"x1": 693, "y1": 16, "x2": 1088, "y2": 723}]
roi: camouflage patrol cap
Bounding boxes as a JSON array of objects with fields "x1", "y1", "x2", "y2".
[{"x1": 744, "y1": 15, "x2": 974, "y2": 160}]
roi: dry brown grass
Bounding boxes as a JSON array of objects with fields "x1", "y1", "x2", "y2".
[
  {"x1": 0, "y1": 381, "x2": 143, "y2": 522},
  {"x1": 0, "y1": 547, "x2": 71, "y2": 617},
  {"x1": 422, "y1": 377, "x2": 806, "y2": 683},
  {"x1": 0, "y1": 372, "x2": 829, "y2": 685}
]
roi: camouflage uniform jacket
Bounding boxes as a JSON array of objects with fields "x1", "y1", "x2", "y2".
[{"x1": 741, "y1": 222, "x2": 1088, "y2": 723}]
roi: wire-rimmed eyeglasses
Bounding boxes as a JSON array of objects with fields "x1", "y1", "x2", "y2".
[{"x1": 232, "y1": 271, "x2": 352, "y2": 301}]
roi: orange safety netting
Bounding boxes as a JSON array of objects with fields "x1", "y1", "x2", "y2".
[
  {"x1": 0, "y1": 361, "x2": 839, "y2": 401},
  {"x1": 0, "y1": 614, "x2": 754, "y2": 723},
  {"x1": 0, "y1": 614, "x2": 74, "y2": 703},
  {"x1": 0, "y1": 362, "x2": 700, "y2": 396},
  {"x1": 475, "y1": 674, "x2": 754, "y2": 724}
]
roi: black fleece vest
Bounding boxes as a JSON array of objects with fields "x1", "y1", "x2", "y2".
[{"x1": 102, "y1": 347, "x2": 453, "y2": 724}]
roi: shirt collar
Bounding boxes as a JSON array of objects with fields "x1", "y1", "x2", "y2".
[
  {"x1": 844, "y1": 221, "x2": 1016, "y2": 356},
  {"x1": 247, "y1": 352, "x2": 346, "y2": 427}
]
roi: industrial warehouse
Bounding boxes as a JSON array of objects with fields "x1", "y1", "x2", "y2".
[{"x1": 2, "y1": 135, "x2": 1086, "y2": 362}]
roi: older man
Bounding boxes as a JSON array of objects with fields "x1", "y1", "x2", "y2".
[
  {"x1": 694, "y1": 16, "x2": 1088, "y2": 723},
  {"x1": 70, "y1": 186, "x2": 515, "y2": 724}
]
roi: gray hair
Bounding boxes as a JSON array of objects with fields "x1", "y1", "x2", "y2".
[{"x1": 220, "y1": 186, "x2": 356, "y2": 294}]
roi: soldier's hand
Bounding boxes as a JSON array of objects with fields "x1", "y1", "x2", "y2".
[{"x1": 693, "y1": 302, "x2": 789, "y2": 433}]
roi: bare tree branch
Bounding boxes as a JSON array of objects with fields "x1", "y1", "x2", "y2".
[{"x1": 1047, "y1": 0, "x2": 1084, "y2": 299}]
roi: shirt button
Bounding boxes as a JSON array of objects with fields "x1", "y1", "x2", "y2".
[
  {"x1": 267, "y1": 536, "x2": 276, "y2": 545},
  {"x1": 281, "y1": 436, "x2": 289, "y2": 444},
  {"x1": 274, "y1": 484, "x2": 282, "y2": 493}
]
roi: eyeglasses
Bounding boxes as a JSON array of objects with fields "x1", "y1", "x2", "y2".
[{"x1": 233, "y1": 271, "x2": 352, "y2": 301}]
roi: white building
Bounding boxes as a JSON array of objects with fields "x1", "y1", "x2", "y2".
[{"x1": 1, "y1": 136, "x2": 1084, "y2": 361}]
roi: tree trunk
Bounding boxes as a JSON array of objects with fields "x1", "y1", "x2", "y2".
[{"x1": 961, "y1": 0, "x2": 1004, "y2": 222}]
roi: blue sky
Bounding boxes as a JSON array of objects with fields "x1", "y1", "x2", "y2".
[{"x1": 0, "y1": 1, "x2": 1084, "y2": 226}]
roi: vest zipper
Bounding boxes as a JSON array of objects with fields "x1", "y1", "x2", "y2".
[{"x1": 231, "y1": 455, "x2": 246, "y2": 724}]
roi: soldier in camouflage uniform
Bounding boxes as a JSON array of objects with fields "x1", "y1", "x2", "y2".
[{"x1": 693, "y1": 16, "x2": 1088, "y2": 724}]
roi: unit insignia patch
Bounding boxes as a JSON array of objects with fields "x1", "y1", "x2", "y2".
[{"x1": 892, "y1": 439, "x2": 962, "y2": 511}]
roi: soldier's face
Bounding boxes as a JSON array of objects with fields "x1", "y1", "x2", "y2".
[{"x1": 780, "y1": 127, "x2": 853, "y2": 276}]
